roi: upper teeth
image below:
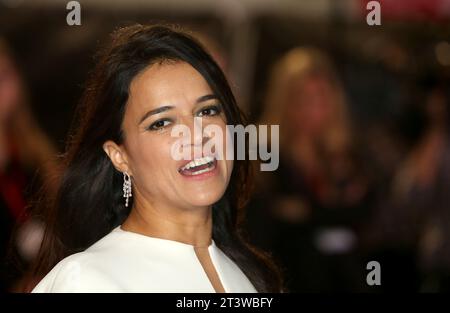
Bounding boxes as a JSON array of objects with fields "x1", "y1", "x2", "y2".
[{"x1": 181, "y1": 156, "x2": 214, "y2": 171}]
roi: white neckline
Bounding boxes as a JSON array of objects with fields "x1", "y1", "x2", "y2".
[{"x1": 113, "y1": 225, "x2": 216, "y2": 250}]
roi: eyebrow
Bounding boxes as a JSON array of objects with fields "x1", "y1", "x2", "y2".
[
  {"x1": 196, "y1": 94, "x2": 218, "y2": 103},
  {"x1": 138, "y1": 94, "x2": 219, "y2": 125}
]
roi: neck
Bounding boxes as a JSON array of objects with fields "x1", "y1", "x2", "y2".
[{"x1": 121, "y1": 190, "x2": 213, "y2": 248}]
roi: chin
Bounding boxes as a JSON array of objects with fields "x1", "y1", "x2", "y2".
[{"x1": 183, "y1": 187, "x2": 227, "y2": 208}]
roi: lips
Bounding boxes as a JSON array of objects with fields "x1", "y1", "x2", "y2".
[{"x1": 178, "y1": 155, "x2": 217, "y2": 176}]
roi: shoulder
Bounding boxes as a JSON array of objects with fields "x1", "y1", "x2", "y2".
[
  {"x1": 32, "y1": 252, "x2": 108, "y2": 292},
  {"x1": 32, "y1": 229, "x2": 126, "y2": 293}
]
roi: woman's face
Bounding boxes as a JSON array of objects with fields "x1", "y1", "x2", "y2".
[
  {"x1": 286, "y1": 74, "x2": 335, "y2": 136},
  {"x1": 105, "y1": 61, "x2": 233, "y2": 210}
]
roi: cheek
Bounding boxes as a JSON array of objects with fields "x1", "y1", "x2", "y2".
[
  {"x1": 225, "y1": 159, "x2": 233, "y2": 181},
  {"x1": 205, "y1": 120, "x2": 233, "y2": 182},
  {"x1": 128, "y1": 135, "x2": 174, "y2": 190},
  {"x1": 222, "y1": 125, "x2": 234, "y2": 184}
]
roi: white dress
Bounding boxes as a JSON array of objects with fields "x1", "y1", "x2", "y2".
[{"x1": 32, "y1": 226, "x2": 257, "y2": 293}]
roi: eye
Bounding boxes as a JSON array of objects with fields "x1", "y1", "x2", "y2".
[
  {"x1": 197, "y1": 105, "x2": 222, "y2": 117},
  {"x1": 148, "y1": 119, "x2": 172, "y2": 131}
]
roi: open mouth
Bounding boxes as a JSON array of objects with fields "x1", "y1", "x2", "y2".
[{"x1": 178, "y1": 156, "x2": 217, "y2": 176}]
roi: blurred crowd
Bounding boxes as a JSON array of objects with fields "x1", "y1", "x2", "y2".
[
  {"x1": 244, "y1": 47, "x2": 450, "y2": 292},
  {"x1": 1, "y1": 2, "x2": 450, "y2": 293},
  {"x1": 0, "y1": 38, "x2": 58, "y2": 292}
]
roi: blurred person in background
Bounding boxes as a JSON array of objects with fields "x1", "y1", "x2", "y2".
[
  {"x1": 0, "y1": 38, "x2": 58, "y2": 292},
  {"x1": 245, "y1": 47, "x2": 376, "y2": 292},
  {"x1": 369, "y1": 73, "x2": 450, "y2": 292},
  {"x1": 193, "y1": 31, "x2": 229, "y2": 77}
]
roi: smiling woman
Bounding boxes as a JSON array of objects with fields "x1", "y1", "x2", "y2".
[{"x1": 30, "y1": 24, "x2": 282, "y2": 293}]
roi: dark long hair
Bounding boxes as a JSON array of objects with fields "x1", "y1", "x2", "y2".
[{"x1": 33, "y1": 24, "x2": 282, "y2": 292}]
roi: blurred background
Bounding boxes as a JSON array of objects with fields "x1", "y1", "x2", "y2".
[{"x1": 1, "y1": 0, "x2": 450, "y2": 292}]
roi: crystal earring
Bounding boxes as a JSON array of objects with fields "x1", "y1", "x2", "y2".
[{"x1": 123, "y1": 171, "x2": 132, "y2": 207}]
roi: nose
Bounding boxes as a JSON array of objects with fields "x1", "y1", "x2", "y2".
[
  {"x1": 181, "y1": 116, "x2": 210, "y2": 157},
  {"x1": 192, "y1": 116, "x2": 204, "y2": 147}
]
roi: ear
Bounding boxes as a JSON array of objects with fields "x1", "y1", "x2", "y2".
[{"x1": 103, "y1": 140, "x2": 132, "y2": 175}]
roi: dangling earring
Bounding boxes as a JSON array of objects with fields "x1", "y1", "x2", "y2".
[{"x1": 123, "y1": 171, "x2": 132, "y2": 207}]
